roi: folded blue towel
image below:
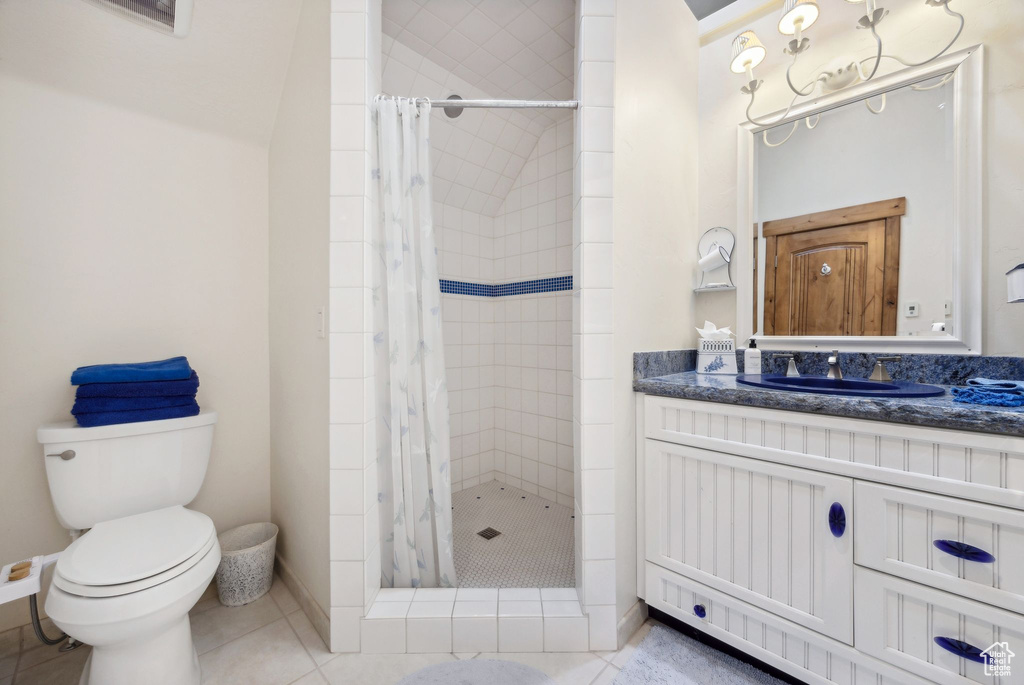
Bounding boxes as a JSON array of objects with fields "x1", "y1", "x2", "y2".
[
  {"x1": 71, "y1": 356, "x2": 193, "y2": 385},
  {"x1": 952, "y1": 387, "x2": 1024, "y2": 407},
  {"x1": 966, "y1": 378, "x2": 1024, "y2": 393},
  {"x1": 74, "y1": 371, "x2": 200, "y2": 398},
  {"x1": 72, "y1": 395, "x2": 196, "y2": 415},
  {"x1": 74, "y1": 401, "x2": 201, "y2": 428}
]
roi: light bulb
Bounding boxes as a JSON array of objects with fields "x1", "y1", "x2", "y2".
[
  {"x1": 779, "y1": 0, "x2": 819, "y2": 36},
  {"x1": 730, "y1": 30, "x2": 767, "y2": 75}
]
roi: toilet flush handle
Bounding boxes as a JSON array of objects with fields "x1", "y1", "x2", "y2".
[{"x1": 46, "y1": 450, "x2": 75, "y2": 461}]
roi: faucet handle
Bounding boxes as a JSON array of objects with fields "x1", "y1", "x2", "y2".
[
  {"x1": 772, "y1": 354, "x2": 800, "y2": 377},
  {"x1": 870, "y1": 356, "x2": 901, "y2": 382},
  {"x1": 826, "y1": 350, "x2": 843, "y2": 380}
]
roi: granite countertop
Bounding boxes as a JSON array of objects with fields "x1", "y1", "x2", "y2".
[
  {"x1": 630, "y1": 350, "x2": 1024, "y2": 436},
  {"x1": 634, "y1": 371, "x2": 1024, "y2": 437}
]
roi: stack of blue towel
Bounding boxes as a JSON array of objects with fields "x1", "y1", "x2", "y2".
[
  {"x1": 952, "y1": 378, "x2": 1024, "y2": 407},
  {"x1": 71, "y1": 356, "x2": 201, "y2": 427}
]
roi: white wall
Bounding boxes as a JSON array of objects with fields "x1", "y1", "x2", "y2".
[
  {"x1": 612, "y1": 0, "x2": 700, "y2": 623},
  {"x1": 0, "y1": 74, "x2": 271, "y2": 633},
  {"x1": 269, "y1": 0, "x2": 331, "y2": 633},
  {"x1": 697, "y1": 0, "x2": 1024, "y2": 354}
]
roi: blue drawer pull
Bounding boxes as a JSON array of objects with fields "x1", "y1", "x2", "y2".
[
  {"x1": 934, "y1": 637, "x2": 987, "y2": 663},
  {"x1": 828, "y1": 502, "x2": 846, "y2": 538},
  {"x1": 693, "y1": 604, "x2": 707, "y2": 619},
  {"x1": 933, "y1": 539, "x2": 996, "y2": 563}
]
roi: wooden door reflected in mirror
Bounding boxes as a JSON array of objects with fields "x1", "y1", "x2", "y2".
[{"x1": 758, "y1": 198, "x2": 904, "y2": 337}]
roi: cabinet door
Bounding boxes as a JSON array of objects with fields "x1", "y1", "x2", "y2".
[{"x1": 644, "y1": 439, "x2": 854, "y2": 643}]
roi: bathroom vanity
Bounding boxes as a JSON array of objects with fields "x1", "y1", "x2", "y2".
[{"x1": 634, "y1": 362, "x2": 1024, "y2": 685}]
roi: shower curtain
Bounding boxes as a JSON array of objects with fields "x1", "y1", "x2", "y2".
[{"x1": 372, "y1": 96, "x2": 456, "y2": 589}]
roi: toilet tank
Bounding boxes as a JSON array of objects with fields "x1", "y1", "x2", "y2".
[{"x1": 37, "y1": 412, "x2": 217, "y2": 530}]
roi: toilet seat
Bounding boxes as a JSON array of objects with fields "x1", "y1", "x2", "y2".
[{"x1": 54, "y1": 506, "x2": 216, "y2": 598}]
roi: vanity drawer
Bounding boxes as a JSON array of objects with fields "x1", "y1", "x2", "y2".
[
  {"x1": 855, "y1": 568, "x2": 1024, "y2": 684},
  {"x1": 855, "y1": 482, "x2": 1024, "y2": 613},
  {"x1": 644, "y1": 439, "x2": 853, "y2": 643},
  {"x1": 645, "y1": 562, "x2": 927, "y2": 685}
]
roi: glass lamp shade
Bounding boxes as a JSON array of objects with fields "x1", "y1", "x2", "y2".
[
  {"x1": 779, "y1": 0, "x2": 820, "y2": 35},
  {"x1": 730, "y1": 30, "x2": 767, "y2": 74}
]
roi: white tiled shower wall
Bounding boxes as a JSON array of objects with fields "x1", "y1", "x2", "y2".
[
  {"x1": 437, "y1": 205, "x2": 498, "y2": 495},
  {"x1": 383, "y1": 30, "x2": 575, "y2": 508},
  {"x1": 492, "y1": 122, "x2": 574, "y2": 507},
  {"x1": 332, "y1": 0, "x2": 621, "y2": 654}
]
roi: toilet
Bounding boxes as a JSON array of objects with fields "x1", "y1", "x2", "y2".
[{"x1": 37, "y1": 412, "x2": 221, "y2": 685}]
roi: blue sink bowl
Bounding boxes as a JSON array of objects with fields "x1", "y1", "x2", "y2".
[{"x1": 735, "y1": 374, "x2": 945, "y2": 398}]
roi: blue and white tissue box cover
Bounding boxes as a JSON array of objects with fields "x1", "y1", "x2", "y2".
[
  {"x1": 695, "y1": 321, "x2": 738, "y2": 375},
  {"x1": 697, "y1": 349, "x2": 738, "y2": 374}
]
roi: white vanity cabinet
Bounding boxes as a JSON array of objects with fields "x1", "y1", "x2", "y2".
[{"x1": 637, "y1": 395, "x2": 1024, "y2": 685}]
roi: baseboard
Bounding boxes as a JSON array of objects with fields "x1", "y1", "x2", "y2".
[
  {"x1": 275, "y1": 554, "x2": 330, "y2": 647},
  {"x1": 616, "y1": 599, "x2": 648, "y2": 649}
]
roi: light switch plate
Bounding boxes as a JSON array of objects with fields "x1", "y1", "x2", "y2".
[{"x1": 905, "y1": 302, "x2": 920, "y2": 318}]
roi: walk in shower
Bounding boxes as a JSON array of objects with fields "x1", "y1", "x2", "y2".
[{"x1": 378, "y1": 0, "x2": 578, "y2": 590}]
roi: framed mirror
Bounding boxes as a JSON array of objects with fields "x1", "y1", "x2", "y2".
[{"x1": 735, "y1": 45, "x2": 982, "y2": 354}]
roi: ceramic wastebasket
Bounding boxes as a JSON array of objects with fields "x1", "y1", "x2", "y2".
[{"x1": 215, "y1": 522, "x2": 279, "y2": 606}]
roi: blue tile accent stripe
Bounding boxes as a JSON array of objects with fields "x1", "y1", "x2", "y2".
[{"x1": 439, "y1": 276, "x2": 573, "y2": 298}]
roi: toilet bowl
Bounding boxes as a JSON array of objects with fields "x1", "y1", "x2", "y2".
[
  {"x1": 38, "y1": 412, "x2": 219, "y2": 685},
  {"x1": 46, "y1": 506, "x2": 220, "y2": 685}
]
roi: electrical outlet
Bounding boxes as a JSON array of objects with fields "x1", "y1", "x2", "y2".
[
  {"x1": 905, "y1": 302, "x2": 920, "y2": 318},
  {"x1": 316, "y1": 306, "x2": 326, "y2": 339}
]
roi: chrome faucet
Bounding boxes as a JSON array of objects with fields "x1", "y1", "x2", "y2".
[{"x1": 826, "y1": 349, "x2": 843, "y2": 380}]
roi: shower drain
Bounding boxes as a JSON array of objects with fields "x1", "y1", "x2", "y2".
[{"x1": 477, "y1": 527, "x2": 501, "y2": 540}]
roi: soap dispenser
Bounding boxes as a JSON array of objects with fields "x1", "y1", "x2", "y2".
[{"x1": 744, "y1": 338, "x2": 761, "y2": 373}]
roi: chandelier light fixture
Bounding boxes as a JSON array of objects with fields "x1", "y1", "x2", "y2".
[{"x1": 732, "y1": 0, "x2": 966, "y2": 144}]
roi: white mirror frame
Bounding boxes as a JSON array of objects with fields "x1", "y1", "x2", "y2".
[{"x1": 736, "y1": 45, "x2": 983, "y2": 355}]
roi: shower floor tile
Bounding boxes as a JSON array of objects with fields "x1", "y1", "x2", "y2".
[{"x1": 453, "y1": 481, "x2": 575, "y2": 588}]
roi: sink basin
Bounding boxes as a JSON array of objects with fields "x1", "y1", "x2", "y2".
[{"x1": 735, "y1": 374, "x2": 945, "y2": 398}]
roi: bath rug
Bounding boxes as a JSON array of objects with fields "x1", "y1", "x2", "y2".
[
  {"x1": 613, "y1": 625, "x2": 785, "y2": 684},
  {"x1": 396, "y1": 658, "x2": 556, "y2": 685}
]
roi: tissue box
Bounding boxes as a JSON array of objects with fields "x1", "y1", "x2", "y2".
[{"x1": 697, "y1": 339, "x2": 737, "y2": 374}]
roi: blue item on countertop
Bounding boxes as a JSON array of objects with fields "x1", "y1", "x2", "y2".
[
  {"x1": 74, "y1": 371, "x2": 200, "y2": 398},
  {"x1": 73, "y1": 400, "x2": 201, "y2": 428},
  {"x1": 951, "y1": 386, "x2": 1024, "y2": 407},
  {"x1": 966, "y1": 378, "x2": 1024, "y2": 393},
  {"x1": 71, "y1": 356, "x2": 192, "y2": 385},
  {"x1": 72, "y1": 395, "x2": 196, "y2": 415}
]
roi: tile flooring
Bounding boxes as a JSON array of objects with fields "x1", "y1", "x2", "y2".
[
  {"x1": 0, "y1": 577, "x2": 657, "y2": 684},
  {"x1": 453, "y1": 481, "x2": 574, "y2": 588}
]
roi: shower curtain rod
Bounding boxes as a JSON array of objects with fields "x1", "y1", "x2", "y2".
[{"x1": 423, "y1": 98, "x2": 579, "y2": 109}]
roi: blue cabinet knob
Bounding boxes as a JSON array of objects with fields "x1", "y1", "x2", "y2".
[
  {"x1": 933, "y1": 539, "x2": 996, "y2": 563},
  {"x1": 934, "y1": 637, "x2": 987, "y2": 663},
  {"x1": 828, "y1": 502, "x2": 846, "y2": 538},
  {"x1": 693, "y1": 604, "x2": 707, "y2": 619}
]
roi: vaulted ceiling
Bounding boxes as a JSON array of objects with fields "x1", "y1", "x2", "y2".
[
  {"x1": 381, "y1": 0, "x2": 578, "y2": 216},
  {"x1": 382, "y1": 0, "x2": 576, "y2": 129}
]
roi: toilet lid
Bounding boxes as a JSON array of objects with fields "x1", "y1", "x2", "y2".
[{"x1": 56, "y1": 506, "x2": 215, "y2": 588}]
